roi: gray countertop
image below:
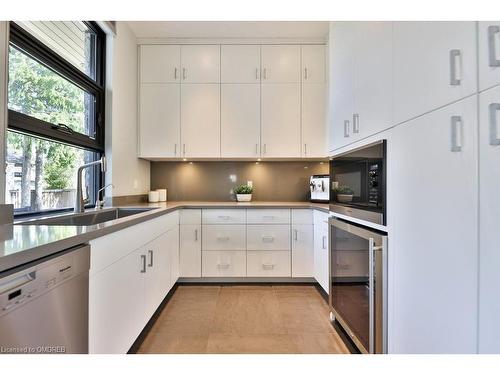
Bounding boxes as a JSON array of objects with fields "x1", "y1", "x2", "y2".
[{"x1": 0, "y1": 201, "x2": 329, "y2": 274}]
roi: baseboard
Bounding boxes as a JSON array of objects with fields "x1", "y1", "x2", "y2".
[{"x1": 178, "y1": 277, "x2": 316, "y2": 284}]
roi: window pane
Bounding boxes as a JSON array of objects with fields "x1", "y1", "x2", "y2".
[
  {"x1": 5, "y1": 131, "x2": 99, "y2": 214},
  {"x1": 8, "y1": 46, "x2": 96, "y2": 138},
  {"x1": 15, "y1": 21, "x2": 97, "y2": 79}
]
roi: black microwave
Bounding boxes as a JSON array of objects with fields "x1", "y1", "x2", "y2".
[{"x1": 329, "y1": 140, "x2": 386, "y2": 225}]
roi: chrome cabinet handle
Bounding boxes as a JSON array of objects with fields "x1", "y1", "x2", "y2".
[
  {"x1": 182, "y1": 68, "x2": 187, "y2": 80},
  {"x1": 344, "y1": 120, "x2": 350, "y2": 138},
  {"x1": 262, "y1": 263, "x2": 275, "y2": 270},
  {"x1": 148, "y1": 250, "x2": 154, "y2": 267},
  {"x1": 488, "y1": 25, "x2": 500, "y2": 67},
  {"x1": 262, "y1": 215, "x2": 274, "y2": 219},
  {"x1": 450, "y1": 115, "x2": 463, "y2": 152},
  {"x1": 262, "y1": 235, "x2": 274, "y2": 243},
  {"x1": 217, "y1": 236, "x2": 230, "y2": 242},
  {"x1": 183, "y1": 144, "x2": 186, "y2": 156},
  {"x1": 368, "y1": 238, "x2": 375, "y2": 354},
  {"x1": 255, "y1": 144, "x2": 258, "y2": 155},
  {"x1": 304, "y1": 143, "x2": 307, "y2": 156},
  {"x1": 263, "y1": 68, "x2": 267, "y2": 80},
  {"x1": 140, "y1": 254, "x2": 146, "y2": 273},
  {"x1": 304, "y1": 67, "x2": 308, "y2": 80},
  {"x1": 194, "y1": 229, "x2": 198, "y2": 241},
  {"x1": 450, "y1": 49, "x2": 462, "y2": 86},
  {"x1": 353, "y1": 114, "x2": 360, "y2": 134},
  {"x1": 174, "y1": 143, "x2": 177, "y2": 156},
  {"x1": 489, "y1": 103, "x2": 500, "y2": 145},
  {"x1": 218, "y1": 215, "x2": 230, "y2": 220},
  {"x1": 174, "y1": 67, "x2": 178, "y2": 80},
  {"x1": 263, "y1": 144, "x2": 267, "y2": 154},
  {"x1": 322, "y1": 235, "x2": 327, "y2": 250},
  {"x1": 217, "y1": 263, "x2": 230, "y2": 269},
  {"x1": 294, "y1": 229, "x2": 298, "y2": 241},
  {"x1": 255, "y1": 68, "x2": 259, "y2": 80}
]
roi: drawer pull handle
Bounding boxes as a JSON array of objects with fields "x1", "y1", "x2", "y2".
[
  {"x1": 217, "y1": 236, "x2": 230, "y2": 241},
  {"x1": 217, "y1": 263, "x2": 231, "y2": 269},
  {"x1": 262, "y1": 263, "x2": 275, "y2": 270},
  {"x1": 262, "y1": 235, "x2": 275, "y2": 243},
  {"x1": 262, "y1": 215, "x2": 275, "y2": 219},
  {"x1": 218, "y1": 215, "x2": 230, "y2": 220}
]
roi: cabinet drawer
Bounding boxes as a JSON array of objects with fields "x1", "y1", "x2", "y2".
[
  {"x1": 246, "y1": 209, "x2": 291, "y2": 224},
  {"x1": 292, "y1": 209, "x2": 313, "y2": 224},
  {"x1": 180, "y1": 209, "x2": 201, "y2": 225},
  {"x1": 247, "y1": 225, "x2": 291, "y2": 251},
  {"x1": 247, "y1": 251, "x2": 291, "y2": 277},
  {"x1": 202, "y1": 225, "x2": 246, "y2": 251},
  {"x1": 202, "y1": 209, "x2": 246, "y2": 224},
  {"x1": 202, "y1": 251, "x2": 246, "y2": 277}
]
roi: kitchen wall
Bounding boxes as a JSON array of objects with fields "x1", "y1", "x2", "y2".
[
  {"x1": 0, "y1": 22, "x2": 8, "y2": 203},
  {"x1": 105, "y1": 22, "x2": 150, "y2": 198},
  {"x1": 151, "y1": 161, "x2": 329, "y2": 201}
]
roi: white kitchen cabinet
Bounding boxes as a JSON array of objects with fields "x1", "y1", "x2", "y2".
[
  {"x1": 89, "y1": 246, "x2": 146, "y2": 354},
  {"x1": 291, "y1": 224, "x2": 314, "y2": 277},
  {"x1": 353, "y1": 22, "x2": 393, "y2": 140},
  {"x1": 202, "y1": 250, "x2": 247, "y2": 277},
  {"x1": 261, "y1": 45, "x2": 301, "y2": 83},
  {"x1": 329, "y1": 22, "x2": 356, "y2": 151},
  {"x1": 313, "y1": 211, "x2": 329, "y2": 294},
  {"x1": 221, "y1": 84, "x2": 261, "y2": 158},
  {"x1": 140, "y1": 45, "x2": 180, "y2": 83},
  {"x1": 478, "y1": 22, "x2": 500, "y2": 91},
  {"x1": 221, "y1": 45, "x2": 261, "y2": 83},
  {"x1": 168, "y1": 227, "x2": 180, "y2": 287},
  {"x1": 180, "y1": 84, "x2": 220, "y2": 158},
  {"x1": 302, "y1": 83, "x2": 327, "y2": 157},
  {"x1": 202, "y1": 224, "x2": 246, "y2": 251},
  {"x1": 179, "y1": 224, "x2": 201, "y2": 277},
  {"x1": 144, "y1": 234, "x2": 170, "y2": 319},
  {"x1": 302, "y1": 45, "x2": 326, "y2": 83},
  {"x1": 202, "y1": 209, "x2": 246, "y2": 224},
  {"x1": 393, "y1": 22, "x2": 477, "y2": 125},
  {"x1": 246, "y1": 209, "x2": 290, "y2": 224},
  {"x1": 261, "y1": 84, "x2": 301, "y2": 157},
  {"x1": 478, "y1": 85, "x2": 500, "y2": 353},
  {"x1": 247, "y1": 224, "x2": 291, "y2": 251},
  {"x1": 180, "y1": 45, "x2": 220, "y2": 83},
  {"x1": 138, "y1": 84, "x2": 180, "y2": 158},
  {"x1": 247, "y1": 250, "x2": 291, "y2": 277},
  {"x1": 390, "y1": 96, "x2": 478, "y2": 353}
]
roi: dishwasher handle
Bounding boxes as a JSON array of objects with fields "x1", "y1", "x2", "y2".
[{"x1": 0, "y1": 271, "x2": 36, "y2": 296}]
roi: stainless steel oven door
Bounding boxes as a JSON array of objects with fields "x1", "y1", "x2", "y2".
[{"x1": 328, "y1": 217, "x2": 387, "y2": 354}]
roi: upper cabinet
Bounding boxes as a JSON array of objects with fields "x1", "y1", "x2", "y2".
[
  {"x1": 221, "y1": 45, "x2": 261, "y2": 83},
  {"x1": 302, "y1": 45, "x2": 326, "y2": 83},
  {"x1": 180, "y1": 45, "x2": 220, "y2": 83},
  {"x1": 328, "y1": 22, "x2": 392, "y2": 152},
  {"x1": 302, "y1": 83, "x2": 327, "y2": 157},
  {"x1": 393, "y1": 22, "x2": 477, "y2": 125},
  {"x1": 140, "y1": 45, "x2": 180, "y2": 83},
  {"x1": 261, "y1": 45, "x2": 301, "y2": 83},
  {"x1": 478, "y1": 22, "x2": 500, "y2": 91}
]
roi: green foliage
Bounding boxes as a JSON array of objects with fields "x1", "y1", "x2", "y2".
[
  {"x1": 43, "y1": 145, "x2": 77, "y2": 189},
  {"x1": 234, "y1": 185, "x2": 253, "y2": 194},
  {"x1": 333, "y1": 185, "x2": 354, "y2": 195}
]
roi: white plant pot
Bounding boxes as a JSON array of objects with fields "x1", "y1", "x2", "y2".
[
  {"x1": 337, "y1": 194, "x2": 353, "y2": 203},
  {"x1": 236, "y1": 194, "x2": 252, "y2": 202}
]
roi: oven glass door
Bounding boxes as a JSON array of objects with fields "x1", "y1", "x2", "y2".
[{"x1": 329, "y1": 218, "x2": 387, "y2": 354}]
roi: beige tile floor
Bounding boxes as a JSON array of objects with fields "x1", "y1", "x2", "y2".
[{"x1": 137, "y1": 285, "x2": 349, "y2": 354}]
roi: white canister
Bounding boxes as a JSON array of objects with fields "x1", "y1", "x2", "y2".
[
  {"x1": 148, "y1": 191, "x2": 160, "y2": 203},
  {"x1": 156, "y1": 189, "x2": 167, "y2": 202}
]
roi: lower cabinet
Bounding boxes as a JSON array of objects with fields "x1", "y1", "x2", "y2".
[
  {"x1": 247, "y1": 250, "x2": 291, "y2": 277},
  {"x1": 313, "y1": 211, "x2": 329, "y2": 294},
  {"x1": 202, "y1": 250, "x2": 246, "y2": 277},
  {"x1": 179, "y1": 224, "x2": 201, "y2": 277},
  {"x1": 291, "y1": 224, "x2": 314, "y2": 277}
]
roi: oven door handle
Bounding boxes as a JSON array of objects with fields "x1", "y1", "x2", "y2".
[{"x1": 369, "y1": 238, "x2": 385, "y2": 354}]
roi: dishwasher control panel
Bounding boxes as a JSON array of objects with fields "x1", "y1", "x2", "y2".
[{"x1": 0, "y1": 255, "x2": 74, "y2": 317}]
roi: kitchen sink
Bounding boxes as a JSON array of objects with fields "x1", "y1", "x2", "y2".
[{"x1": 16, "y1": 207, "x2": 158, "y2": 226}]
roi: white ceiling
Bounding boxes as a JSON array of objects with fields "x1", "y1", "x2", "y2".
[{"x1": 126, "y1": 21, "x2": 329, "y2": 39}]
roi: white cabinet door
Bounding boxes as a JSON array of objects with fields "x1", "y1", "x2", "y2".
[
  {"x1": 302, "y1": 83, "x2": 327, "y2": 157},
  {"x1": 353, "y1": 22, "x2": 393, "y2": 139},
  {"x1": 181, "y1": 45, "x2": 220, "y2": 83},
  {"x1": 168, "y1": 228, "x2": 180, "y2": 287},
  {"x1": 291, "y1": 224, "x2": 314, "y2": 277},
  {"x1": 144, "y1": 236, "x2": 169, "y2": 320},
  {"x1": 478, "y1": 22, "x2": 500, "y2": 91},
  {"x1": 393, "y1": 22, "x2": 477, "y2": 125},
  {"x1": 221, "y1": 45, "x2": 261, "y2": 83},
  {"x1": 261, "y1": 84, "x2": 301, "y2": 157},
  {"x1": 181, "y1": 84, "x2": 220, "y2": 158},
  {"x1": 328, "y1": 22, "x2": 356, "y2": 151},
  {"x1": 221, "y1": 84, "x2": 261, "y2": 158},
  {"x1": 302, "y1": 45, "x2": 325, "y2": 83},
  {"x1": 139, "y1": 83, "x2": 180, "y2": 158},
  {"x1": 390, "y1": 96, "x2": 478, "y2": 353},
  {"x1": 180, "y1": 224, "x2": 201, "y2": 277},
  {"x1": 261, "y1": 45, "x2": 301, "y2": 83},
  {"x1": 313, "y1": 225, "x2": 329, "y2": 294},
  {"x1": 478, "y1": 85, "x2": 500, "y2": 353},
  {"x1": 140, "y1": 45, "x2": 180, "y2": 83},
  {"x1": 89, "y1": 247, "x2": 145, "y2": 354}
]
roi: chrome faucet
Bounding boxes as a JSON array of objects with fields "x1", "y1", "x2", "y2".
[
  {"x1": 96, "y1": 183, "x2": 114, "y2": 209},
  {"x1": 75, "y1": 157, "x2": 106, "y2": 213}
]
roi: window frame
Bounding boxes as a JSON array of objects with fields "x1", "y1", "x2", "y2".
[{"x1": 7, "y1": 21, "x2": 106, "y2": 216}]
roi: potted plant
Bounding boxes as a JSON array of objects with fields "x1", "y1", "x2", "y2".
[
  {"x1": 234, "y1": 184, "x2": 253, "y2": 202},
  {"x1": 333, "y1": 185, "x2": 354, "y2": 203}
]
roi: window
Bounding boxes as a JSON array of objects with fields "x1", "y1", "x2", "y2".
[{"x1": 6, "y1": 21, "x2": 105, "y2": 216}]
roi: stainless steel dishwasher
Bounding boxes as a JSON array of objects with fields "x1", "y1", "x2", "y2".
[{"x1": 0, "y1": 245, "x2": 90, "y2": 354}]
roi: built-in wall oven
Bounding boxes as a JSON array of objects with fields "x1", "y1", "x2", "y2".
[
  {"x1": 328, "y1": 218, "x2": 388, "y2": 354},
  {"x1": 330, "y1": 140, "x2": 386, "y2": 225}
]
